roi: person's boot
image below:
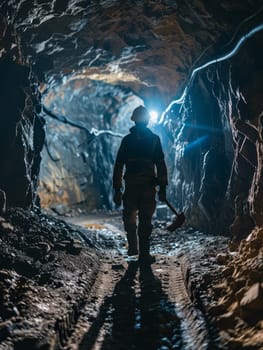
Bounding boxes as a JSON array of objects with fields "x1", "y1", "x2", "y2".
[{"x1": 138, "y1": 236, "x2": 155, "y2": 264}]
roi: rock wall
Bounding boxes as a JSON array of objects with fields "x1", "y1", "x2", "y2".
[
  {"x1": 0, "y1": 14, "x2": 44, "y2": 208},
  {"x1": 0, "y1": 0, "x2": 263, "y2": 241},
  {"x1": 38, "y1": 77, "x2": 142, "y2": 212},
  {"x1": 163, "y1": 32, "x2": 263, "y2": 238}
]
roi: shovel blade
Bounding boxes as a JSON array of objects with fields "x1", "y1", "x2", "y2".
[{"x1": 166, "y1": 213, "x2": 185, "y2": 232}]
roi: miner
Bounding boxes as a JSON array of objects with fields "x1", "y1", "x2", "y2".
[{"x1": 112, "y1": 105, "x2": 168, "y2": 264}]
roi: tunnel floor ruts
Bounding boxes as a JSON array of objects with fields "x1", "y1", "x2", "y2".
[{"x1": 62, "y1": 213, "x2": 228, "y2": 350}]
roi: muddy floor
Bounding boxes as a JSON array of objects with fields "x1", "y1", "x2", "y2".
[
  {"x1": 0, "y1": 208, "x2": 262, "y2": 350},
  {"x1": 62, "y1": 211, "x2": 229, "y2": 350}
]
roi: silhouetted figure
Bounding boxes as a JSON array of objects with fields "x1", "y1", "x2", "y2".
[{"x1": 113, "y1": 106, "x2": 168, "y2": 264}]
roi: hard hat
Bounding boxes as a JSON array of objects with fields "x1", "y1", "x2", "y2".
[{"x1": 131, "y1": 105, "x2": 150, "y2": 123}]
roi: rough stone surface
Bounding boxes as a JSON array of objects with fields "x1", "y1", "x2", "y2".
[
  {"x1": 12, "y1": 0, "x2": 261, "y2": 103},
  {"x1": 1, "y1": 0, "x2": 263, "y2": 225},
  {"x1": 0, "y1": 208, "x2": 103, "y2": 349},
  {"x1": 0, "y1": 2, "x2": 263, "y2": 347},
  {"x1": 39, "y1": 80, "x2": 141, "y2": 210},
  {"x1": 240, "y1": 283, "x2": 263, "y2": 312},
  {"x1": 196, "y1": 226, "x2": 263, "y2": 348},
  {"x1": 160, "y1": 29, "x2": 263, "y2": 237},
  {"x1": 0, "y1": 13, "x2": 44, "y2": 208},
  {"x1": 0, "y1": 0, "x2": 262, "y2": 238}
]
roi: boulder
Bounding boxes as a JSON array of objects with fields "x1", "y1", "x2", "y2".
[
  {"x1": 240, "y1": 283, "x2": 263, "y2": 323},
  {"x1": 240, "y1": 283, "x2": 263, "y2": 311}
]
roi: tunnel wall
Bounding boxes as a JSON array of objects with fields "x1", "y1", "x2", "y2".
[
  {"x1": 38, "y1": 79, "x2": 140, "y2": 213},
  {"x1": 0, "y1": 2, "x2": 262, "y2": 243},
  {"x1": 0, "y1": 15, "x2": 44, "y2": 208},
  {"x1": 165, "y1": 32, "x2": 263, "y2": 238}
]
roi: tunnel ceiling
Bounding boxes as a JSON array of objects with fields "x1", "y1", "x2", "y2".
[{"x1": 8, "y1": 0, "x2": 263, "y2": 105}]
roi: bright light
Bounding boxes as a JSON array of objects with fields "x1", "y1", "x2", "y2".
[{"x1": 149, "y1": 110, "x2": 159, "y2": 124}]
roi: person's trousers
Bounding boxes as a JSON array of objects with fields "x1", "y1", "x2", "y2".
[{"x1": 122, "y1": 183, "x2": 156, "y2": 256}]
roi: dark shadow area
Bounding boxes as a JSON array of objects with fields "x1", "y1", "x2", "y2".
[
  {"x1": 135, "y1": 264, "x2": 182, "y2": 350},
  {"x1": 101, "y1": 261, "x2": 139, "y2": 350},
  {"x1": 80, "y1": 261, "x2": 182, "y2": 350},
  {"x1": 79, "y1": 261, "x2": 138, "y2": 350}
]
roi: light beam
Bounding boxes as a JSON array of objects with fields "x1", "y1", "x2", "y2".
[{"x1": 149, "y1": 110, "x2": 159, "y2": 124}]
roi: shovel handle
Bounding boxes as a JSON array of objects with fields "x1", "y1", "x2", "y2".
[{"x1": 165, "y1": 199, "x2": 180, "y2": 216}]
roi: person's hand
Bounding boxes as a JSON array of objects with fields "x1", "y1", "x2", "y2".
[
  {"x1": 113, "y1": 189, "x2": 122, "y2": 207},
  {"x1": 158, "y1": 186, "x2": 166, "y2": 202}
]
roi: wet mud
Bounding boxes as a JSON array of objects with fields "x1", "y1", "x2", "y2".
[
  {"x1": 79, "y1": 261, "x2": 182, "y2": 350},
  {"x1": 0, "y1": 209, "x2": 231, "y2": 349}
]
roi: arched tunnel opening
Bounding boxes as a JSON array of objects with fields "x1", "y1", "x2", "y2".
[
  {"x1": 0, "y1": 1, "x2": 263, "y2": 349},
  {"x1": 39, "y1": 75, "x2": 143, "y2": 212}
]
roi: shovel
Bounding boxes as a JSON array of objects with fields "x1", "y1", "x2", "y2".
[{"x1": 165, "y1": 199, "x2": 185, "y2": 232}]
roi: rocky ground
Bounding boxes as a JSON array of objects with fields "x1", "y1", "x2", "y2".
[
  {"x1": 203, "y1": 227, "x2": 263, "y2": 350},
  {"x1": 0, "y1": 208, "x2": 103, "y2": 349},
  {"x1": 0, "y1": 207, "x2": 262, "y2": 349}
]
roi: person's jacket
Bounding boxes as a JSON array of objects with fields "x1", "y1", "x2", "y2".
[{"x1": 113, "y1": 124, "x2": 168, "y2": 189}]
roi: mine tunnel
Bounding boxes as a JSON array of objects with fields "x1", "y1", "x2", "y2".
[{"x1": 0, "y1": 1, "x2": 263, "y2": 349}]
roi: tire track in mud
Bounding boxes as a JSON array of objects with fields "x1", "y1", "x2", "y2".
[
  {"x1": 65, "y1": 253, "x2": 211, "y2": 350},
  {"x1": 167, "y1": 259, "x2": 210, "y2": 350},
  {"x1": 65, "y1": 253, "x2": 123, "y2": 350}
]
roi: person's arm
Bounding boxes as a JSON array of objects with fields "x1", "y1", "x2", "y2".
[
  {"x1": 112, "y1": 140, "x2": 126, "y2": 207},
  {"x1": 113, "y1": 140, "x2": 125, "y2": 190}
]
